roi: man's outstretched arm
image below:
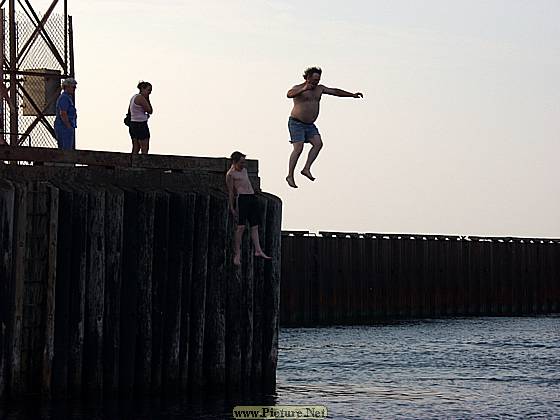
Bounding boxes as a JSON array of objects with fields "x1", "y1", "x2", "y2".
[{"x1": 322, "y1": 86, "x2": 363, "y2": 98}]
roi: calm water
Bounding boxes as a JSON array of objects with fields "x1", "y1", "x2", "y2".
[
  {"x1": 276, "y1": 316, "x2": 560, "y2": 419},
  {"x1": 1, "y1": 316, "x2": 559, "y2": 419}
]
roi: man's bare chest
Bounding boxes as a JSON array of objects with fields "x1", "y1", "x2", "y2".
[{"x1": 296, "y1": 90, "x2": 322, "y2": 103}]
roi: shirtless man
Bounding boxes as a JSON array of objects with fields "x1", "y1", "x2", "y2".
[
  {"x1": 226, "y1": 151, "x2": 272, "y2": 266},
  {"x1": 286, "y1": 67, "x2": 363, "y2": 188}
]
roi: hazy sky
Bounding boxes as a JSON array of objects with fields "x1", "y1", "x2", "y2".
[{"x1": 31, "y1": 0, "x2": 560, "y2": 237}]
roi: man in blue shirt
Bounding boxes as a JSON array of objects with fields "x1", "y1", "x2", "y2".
[{"x1": 54, "y1": 77, "x2": 77, "y2": 150}]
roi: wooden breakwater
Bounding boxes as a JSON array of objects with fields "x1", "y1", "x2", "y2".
[
  {"x1": 281, "y1": 231, "x2": 560, "y2": 326},
  {"x1": 0, "y1": 147, "x2": 282, "y2": 399}
]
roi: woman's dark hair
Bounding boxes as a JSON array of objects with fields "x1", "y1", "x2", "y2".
[
  {"x1": 137, "y1": 81, "x2": 152, "y2": 90},
  {"x1": 231, "y1": 151, "x2": 246, "y2": 163},
  {"x1": 303, "y1": 67, "x2": 322, "y2": 80}
]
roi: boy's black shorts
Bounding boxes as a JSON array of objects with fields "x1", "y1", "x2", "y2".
[{"x1": 237, "y1": 194, "x2": 260, "y2": 227}]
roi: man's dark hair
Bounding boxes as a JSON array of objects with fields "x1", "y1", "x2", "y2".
[
  {"x1": 303, "y1": 66, "x2": 322, "y2": 80},
  {"x1": 137, "y1": 81, "x2": 152, "y2": 90},
  {"x1": 231, "y1": 151, "x2": 246, "y2": 163}
]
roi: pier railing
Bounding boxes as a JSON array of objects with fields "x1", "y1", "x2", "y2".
[{"x1": 281, "y1": 231, "x2": 560, "y2": 326}]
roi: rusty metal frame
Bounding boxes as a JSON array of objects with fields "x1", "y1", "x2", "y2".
[{"x1": 1, "y1": 0, "x2": 74, "y2": 146}]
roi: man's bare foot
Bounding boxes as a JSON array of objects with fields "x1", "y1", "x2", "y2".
[
  {"x1": 300, "y1": 169, "x2": 315, "y2": 181},
  {"x1": 286, "y1": 176, "x2": 298, "y2": 188},
  {"x1": 233, "y1": 254, "x2": 241, "y2": 266},
  {"x1": 255, "y1": 250, "x2": 272, "y2": 260}
]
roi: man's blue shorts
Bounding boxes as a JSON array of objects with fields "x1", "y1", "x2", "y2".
[{"x1": 288, "y1": 116, "x2": 320, "y2": 143}]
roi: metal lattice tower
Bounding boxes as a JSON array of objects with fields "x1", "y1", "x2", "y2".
[{"x1": 0, "y1": 0, "x2": 74, "y2": 147}]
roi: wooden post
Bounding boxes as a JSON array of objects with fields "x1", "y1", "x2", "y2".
[
  {"x1": 6, "y1": 182, "x2": 27, "y2": 396},
  {"x1": 151, "y1": 191, "x2": 170, "y2": 394},
  {"x1": 544, "y1": 241, "x2": 555, "y2": 313},
  {"x1": 189, "y1": 194, "x2": 210, "y2": 390},
  {"x1": 251, "y1": 196, "x2": 268, "y2": 384},
  {"x1": 352, "y1": 236, "x2": 366, "y2": 322},
  {"x1": 160, "y1": 191, "x2": 185, "y2": 393},
  {"x1": 83, "y1": 187, "x2": 106, "y2": 396},
  {"x1": 492, "y1": 240, "x2": 506, "y2": 315},
  {"x1": 340, "y1": 237, "x2": 352, "y2": 322},
  {"x1": 0, "y1": 180, "x2": 15, "y2": 399},
  {"x1": 479, "y1": 240, "x2": 491, "y2": 315},
  {"x1": 134, "y1": 190, "x2": 156, "y2": 395},
  {"x1": 301, "y1": 235, "x2": 313, "y2": 325},
  {"x1": 203, "y1": 194, "x2": 228, "y2": 391},
  {"x1": 552, "y1": 241, "x2": 560, "y2": 313},
  {"x1": 391, "y1": 236, "x2": 404, "y2": 318},
  {"x1": 364, "y1": 236, "x2": 376, "y2": 320},
  {"x1": 528, "y1": 241, "x2": 539, "y2": 313},
  {"x1": 42, "y1": 184, "x2": 59, "y2": 396},
  {"x1": 119, "y1": 188, "x2": 139, "y2": 397},
  {"x1": 226, "y1": 232, "x2": 242, "y2": 392},
  {"x1": 261, "y1": 194, "x2": 281, "y2": 393},
  {"x1": 67, "y1": 186, "x2": 88, "y2": 397},
  {"x1": 520, "y1": 240, "x2": 529, "y2": 314},
  {"x1": 240, "y1": 219, "x2": 254, "y2": 393},
  {"x1": 103, "y1": 186, "x2": 124, "y2": 395},
  {"x1": 178, "y1": 193, "x2": 196, "y2": 392},
  {"x1": 51, "y1": 185, "x2": 73, "y2": 398}
]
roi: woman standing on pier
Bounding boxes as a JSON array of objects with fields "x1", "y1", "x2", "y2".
[{"x1": 129, "y1": 81, "x2": 153, "y2": 154}]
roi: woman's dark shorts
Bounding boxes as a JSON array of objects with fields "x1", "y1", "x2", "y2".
[
  {"x1": 129, "y1": 121, "x2": 150, "y2": 141},
  {"x1": 238, "y1": 194, "x2": 261, "y2": 227}
]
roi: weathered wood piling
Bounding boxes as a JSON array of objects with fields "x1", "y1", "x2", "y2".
[
  {"x1": 281, "y1": 231, "x2": 560, "y2": 326},
  {"x1": 0, "y1": 147, "x2": 282, "y2": 399}
]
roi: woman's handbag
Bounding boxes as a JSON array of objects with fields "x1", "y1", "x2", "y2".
[{"x1": 124, "y1": 110, "x2": 131, "y2": 126}]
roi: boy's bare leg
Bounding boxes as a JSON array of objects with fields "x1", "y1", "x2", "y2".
[
  {"x1": 286, "y1": 142, "x2": 304, "y2": 188},
  {"x1": 301, "y1": 135, "x2": 323, "y2": 181},
  {"x1": 251, "y1": 226, "x2": 271, "y2": 259},
  {"x1": 234, "y1": 225, "x2": 245, "y2": 265}
]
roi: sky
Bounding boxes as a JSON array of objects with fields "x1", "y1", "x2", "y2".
[{"x1": 28, "y1": 0, "x2": 560, "y2": 237}]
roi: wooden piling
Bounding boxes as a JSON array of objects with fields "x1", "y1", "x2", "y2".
[
  {"x1": 51, "y1": 185, "x2": 73, "y2": 398},
  {"x1": 0, "y1": 180, "x2": 15, "y2": 399},
  {"x1": 204, "y1": 194, "x2": 228, "y2": 391},
  {"x1": 84, "y1": 186, "x2": 106, "y2": 397},
  {"x1": 262, "y1": 194, "x2": 281, "y2": 393},
  {"x1": 251, "y1": 196, "x2": 268, "y2": 384},
  {"x1": 103, "y1": 186, "x2": 124, "y2": 396},
  {"x1": 178, "y1": 192, "x2": 196, "y2": 393},
  {"x1": 189, "y1": 194, "x2": 210, "y2": 391},
  {"x1": 134, "y1": 190, "x2": 156, "y2": 395},
  {"x1": 119, "y1": 188, "x2": 139, "y2": 397},
  {"x1": 10, "y1": 181, "x2": 27, "y2": 396},
  {"x1": 150, "y1": 191, "x2": 170, "y2": 394},
  {"x1": 66, "y1": 186, "x2": 88, "y2": 398}
]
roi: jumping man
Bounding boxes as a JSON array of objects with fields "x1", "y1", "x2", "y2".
[
  {"x1": 286, "y1": 67, "x2": 363, "y2": 188},
  {"x1": 226, "y1": 151, "x2": 272, "y2": 266}
]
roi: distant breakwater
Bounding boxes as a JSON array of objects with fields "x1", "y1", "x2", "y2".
[{"x1": 280, "y1": 231, "x2": 560, "y2": 326}]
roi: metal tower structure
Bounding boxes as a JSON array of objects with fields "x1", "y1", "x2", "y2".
[{"x1": 0, "y1": 0, "x2": 74, "y2": 147}]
